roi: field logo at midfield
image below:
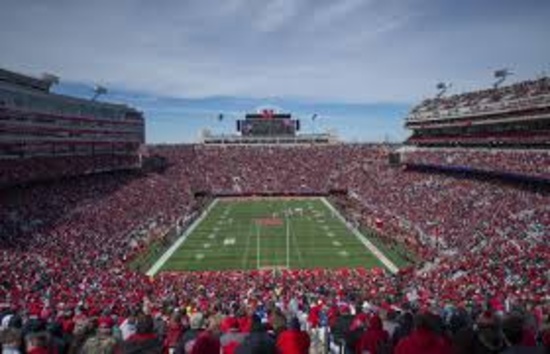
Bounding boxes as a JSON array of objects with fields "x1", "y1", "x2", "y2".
[{"x1": 255, "y1": 218, "x2": 283, "y2": 226}]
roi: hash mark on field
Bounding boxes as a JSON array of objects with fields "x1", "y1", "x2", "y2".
[
  {"x1": 195, "y1": 253, "x2": 205, "y2": 260},
  {"x1": 322, "y1": 225, "x2": 329, "y2": 230},
  {"x1": 223, "y1": 237, "x2": 236, "y2": 246},
  {"x1": 327, "y1": 232, "x2": 335, "y2": 237},
  {"x1": 208, "y1": 233, "x2": 216, "y2": 239},
  {"x1": 338, "y1": 250, "x2": 349, "y2": 257},
  {"x1": 332, "y1": 241, "x2": 342, "y2": 247},
  {"x1": 203, "y1": 243, "x2": 211, "y2": 249}
]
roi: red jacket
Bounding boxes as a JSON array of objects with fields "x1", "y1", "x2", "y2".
[
  {"x1": 221, "y1": 316, "x2": 239, "y2": 334},
  {"x1": 394, "y1": 328, "x2": 450, "y2": 354},
  {"x1": 357, "y1": 315, "x2": 389, "y2": 354},
  {"x1": 276, "y1": 329, "x2": 310, "y2": 354},
  {"x1": 191, "y1": 330, "x2": 220, "y2": 354},
  {"x1": 222, "y1": 341, "x2": 240, "y2": 354},
  {"x1": 164, "y1": 321, "x2": 183, "y2": 349}
]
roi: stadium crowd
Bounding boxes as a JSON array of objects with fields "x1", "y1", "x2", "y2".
[
  {"x1": 1, "y1": 144, "x2": 549, "y2": 353},
  {"x1": 401, "y1": 148, "x2": 550, "y2": 180},
  {"x1": 0, "y1": 155, "x2": 140, "y2": 188},
  {"x1": 410, "y1": 76, "x2": 550, "y2": 118}
]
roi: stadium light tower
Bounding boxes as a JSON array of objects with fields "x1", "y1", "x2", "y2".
[
  {"x1": 91, "y1": 85, "x2": 108, "y2": 101},
  {"x1": 493, "y1": 68, "x2": 513, "y2": 88},
  {"x1": 436, "y1": 82, "x2": 452, "y2": 98},
  {"x1": 41, "y1": 73, "x2": 60, "y2": 92}
]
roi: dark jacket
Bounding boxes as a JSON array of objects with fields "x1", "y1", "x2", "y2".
[
  {"x1": 453, "y1": 327, "x2": 505, "y2": 354},
  {"x1": 174, "y1": 329, "x2": 203, "y2": 354},
  {"x1": 121, "y1": 333, "x2": 162, "y2": 354},
  {"x1": 235, "y1": 331, "x2": 277, "y2": 354}
]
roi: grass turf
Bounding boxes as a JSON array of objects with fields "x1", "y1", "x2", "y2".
[{"x1": 159, "y1": 198, "x2": 388, "y2": 272}]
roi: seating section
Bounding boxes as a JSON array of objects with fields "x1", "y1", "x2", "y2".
[
  {"x1": 410, "y1": 77, "x2": 550, "y2": 120},
  {"x1": 401, "y1": 148, "x2": 550, "y2": 180}
]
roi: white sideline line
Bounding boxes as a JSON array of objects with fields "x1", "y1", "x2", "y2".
[
  {"x1": 146, "y1": 199, "x2": 220, "y2": 277},
  {"x1": 321, "y1": 197, "x2": 399, "y2": 274}
]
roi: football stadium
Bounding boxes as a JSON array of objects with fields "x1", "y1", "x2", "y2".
[{"x1": 1, "y1": 2, "x2": 550, "y2": 354}]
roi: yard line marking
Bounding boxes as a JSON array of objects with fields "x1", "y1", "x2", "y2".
[
  {"x1": 241, "y1": 221, "x2": 253, "y2": 269},
  {"x1": 321, "y1": 197, "x2": 399, "y2": 274},
  {"x1": 146, "y1": 199, "x2": 220, "y2": 276},
  {"x1": 289, "y1": 210, "x2": 304, "y2": 267}
]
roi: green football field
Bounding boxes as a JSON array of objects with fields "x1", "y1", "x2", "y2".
[{"x1": 157, "y1": 197, "x2": 389, "y2": 272}]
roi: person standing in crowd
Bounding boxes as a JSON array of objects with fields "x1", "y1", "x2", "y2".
[
  {"x1": 164, "y1": 311, "x2": 184, "y2": 354},
  {"x1": 394, "y1": 313, "x2": 450, "y2": 354},
  {"x1": 453, "y1": 311, "x2": 506, "y2": 354},
  {"x1": 357, "y1": 314, "x2": 390, "y2": 354},
  {"x1": 391, "y1": 311, "x2": 414, "y2": 348},
  {"x1": 276, "y1": 317, "x2": 310, "y2": 354},
  {"x1": 24, "y1": 332, "x2": 50, "y2": 354},
  {"x1": 1, "y1": 328, "x2": 22, "y2": 354},
  {"x1": 80, "y1": 316, "x2": 119, "y2": 354},
  {"x1": 501, "y1": 314, "x2": 545, "y2": 354},
  {"x1": 235, "y1": 315, "x2": 276, "y2": 354},
  {"x1": 121, "y1": 314, "x2": 162, "y2": 354},
  {"x1": 174, "y1": 312, "x2": 205, "y2": 354},
  {"x1": 190, "y1": 317, "x2": 221, "y2": 354},
  {"x1": 220, "y1": 318, "x2": 246, "y2": 354}
]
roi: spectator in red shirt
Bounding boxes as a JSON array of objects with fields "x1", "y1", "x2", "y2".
[
  {"x1": 394, "y1": 313, "x2": 449, "y2": 354},
  {"x1": 357, "y1": 314, "x2": 389, "y2": 354},
  {"x1": 276, "y1": 317, "x2": 310, "y2": 354}
]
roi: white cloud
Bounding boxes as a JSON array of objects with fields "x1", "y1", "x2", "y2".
[{"x1": 254, "y1": 0, "x2": 299, "y2": 32}]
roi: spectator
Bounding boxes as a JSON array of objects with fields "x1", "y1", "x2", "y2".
[
  {"x1": 80, "y1": 316, "x2": 119, "y2": 354},
  {"x1": 24, "y1": 332, "x2": 50, "y2": 354},
  {"x1": 164, "y1": 312, "x2": 184, "y2": 354},
  {"x1": 453, "y1": 311, "x2": 506, "y2": 354},
  {"x1": 220, "y1": 318, "x2": 246, "y2": 354},
  {"x1": 501, "y1": 314, "x2": 545, "y2": 354},
  {"x1": 121, "y1": 314, "x2": 162, "y2": 354},
  {"x1": 174, "y1": 313, "x2": 205, "y2": 354},
  {"x1": 1, "y1": 328, "x2": 22, "y2": 354},
  {"x1": 276, "y1": 317, "x2": 310, "y2": 354},
  {"x1": 190, "y1": 317, "x2": 221, "y2": 354},
  {"x1": 235, "y1": 316, "x2": 276, "y2": 354},
  {"x1": 357, "y1": 314, "x2": 390, "y2": 354},
  {"x1": 394, "y1": 313, "x2": 449, "y2": 354}
]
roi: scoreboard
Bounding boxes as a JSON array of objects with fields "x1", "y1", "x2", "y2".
[{"x1": 237, "y1": 111, "x2": 300, "y2": 137}]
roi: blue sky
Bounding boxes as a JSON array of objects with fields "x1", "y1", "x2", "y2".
[{"x1": 1, "y1": 0, "x2": 549, "y2": 143}]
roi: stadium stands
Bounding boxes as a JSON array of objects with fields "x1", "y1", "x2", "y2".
[
  {"x1": 1, "y1": 143, "x2": 549, "y2": 353},
  {"x1": 401, "y1": 147, "x2": 550, "y2": 180},
  {"x1": 0, "y1": 69, "x2": 145, "y2": 187},
  {"x1": 1, "y1": 72, "x2": 549, "y2": 353}
]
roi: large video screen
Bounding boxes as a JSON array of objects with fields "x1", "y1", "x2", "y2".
[{"x1": 237, "y1": 118, "x2": 299, "y2": 136}]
